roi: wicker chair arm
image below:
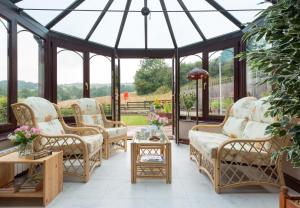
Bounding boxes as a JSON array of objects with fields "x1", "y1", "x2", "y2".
[
  {"x1": 34, "y1": 133, "x2": 89, "y2": 155},
  {"x1": 80, "y1": 123, "x2": 108, "y2": 134},
  {"x1": 191, "y1": 124, "x2": 223, "y2": 134},
  {"x1": 63, "y1": 125, "x2": 100, "y2": 136}
]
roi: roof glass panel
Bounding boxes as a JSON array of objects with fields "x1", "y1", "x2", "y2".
[
  {"x1": 164, "y1": 0, "x2": 202, "y2": 47},
  {"x1": 89, "y1": 0, "x2": 126, "y2": 47},
  {"x1": 214, "y1": 0, "x2": 272, "y2": 24},
  {"x1": 147, "y1": 12, "x2": 173, "y2": 49},
  {"x1": 17, "y1": 0, "x2": 75, "y2": 26},
  {"x1": 183, "y1": 0, "x2": 239, "y2": 39},
  {"x1": 52, "y1": 0, "x2": 109, "y2": 39},
  {"x1": 119, "y1": 0, "x2": 144, "y2": 48}
]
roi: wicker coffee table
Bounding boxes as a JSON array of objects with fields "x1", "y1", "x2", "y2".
[{"x1": 131, "y1": 131, "x2": 172, "y2": 184}]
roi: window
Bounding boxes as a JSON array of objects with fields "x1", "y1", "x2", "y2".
[
  {"x1": 180, "y1": 54, "x2": 203, "y2": 118},
  {"x1": 57, "y1": 48, "x2": 83, "y2": 116},
  {"x1": 209, "y1": 48, "x2": 234, "y2": 116},
  {"x1": 246, "y1": 38, "x2": 271, "y2": 98},
  {"x1": 0, "y1": 17, "x2": 9, "y2": 124},
  {"x1": 17, "y1": 25, "x2": 44, "y2": 101},
  {"x1": 90, "y1": 54, "x2": 112, "y2": 116}
]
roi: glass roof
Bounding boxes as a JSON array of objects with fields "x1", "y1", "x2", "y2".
[{"x1": 15, "y1": 0, "x2": 272, "y2": 49}]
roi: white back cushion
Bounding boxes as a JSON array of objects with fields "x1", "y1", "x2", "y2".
[
  {"x1": 77, "y1": 98, "x2": 101, "y2": 115},
  {"x1": 229, "y1": 97, "x2": 257, "y2": 119},
  {"x1": 24, "y1": 97, "x2": 65, "y2": 135},
  {"x1": 223, "y1": 117, "x2": 247, "y2": 138}
]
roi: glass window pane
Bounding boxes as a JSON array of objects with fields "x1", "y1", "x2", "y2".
[
  {"x1": 17, "y1": 0, "x2": 75, "y2": 26},
  {"x1": 246, "y1": 38, "x2": 271, "y2": 98},
  {"x1": 119, "y1": 13, "x2": 144, "y2": 48},
  {"x1": 209, "y1": 48, "x2": 234, "y2": 116},
  {"x1": 90, "y1": 54, "x2": 112, "y2": 116},
  {"x1": 148, "y1": 12, "x2": 173, "y2": 48},
  {"x1": 57, "y1": 48, "x2": 83, "y2": 116},
  {"x1": 0, "y1": 17, "x2": 8, "y2": 124},
  {"x1": 180, "y1": 54, "x2": 203, "y2": 118},
  {"x1": 214, "y1": 0, "x2": 272, "y2": 24},
  {"x1": 90, "y1": 0, "x2": 126, "y2": 46},
  {"x1": 53, "y1": 0, "x2": 109, "y2": 39},
  {"x1": 183, "y1": 0, "x2": 239, "y2": 39},
  {"x1": 165, "y1": 0, "x2": 202, "y2": 47},
  {"x1": 17, "y1": 25, "x2": 44, "y2": 100}
]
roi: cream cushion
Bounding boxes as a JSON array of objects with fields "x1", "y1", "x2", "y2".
[
  {"x1": 81, "y1": 134, "x2": 103, "y2": 153},
  {"x1": 229, "y1": 97, "x2": 257, "y2": 119},
  {"x1": 76, "y1": 98, "x2": 105, "y2": 127},
  {"x1": 82, "y1": 114, "x2": 104, "y2": 127},
  {"x1": 24, "y1": 97, "x2": 65, "y2": 135},
  {"x1": 38, "y1": 119, "x2": 65, "y2": 136},
  {"x1": 106, "y1": 127, "x2": 127, "y2": 138},
  {"x1": 223, "y1": 117, "x2": 247, "y2": 138},
  {"x1": 77, "y1": 98, "x2": 101, "y2": 115},
  {"x1": 242, "y1": 121, "x2": 270, "y2": 140},
  {"x1": 189, "y1": 130, "x2": 228, "y2": 159}
]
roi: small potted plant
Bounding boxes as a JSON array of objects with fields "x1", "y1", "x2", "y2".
[
  {"x1": 157, "y1": 102, "x2": 172, "y2": 120},
  {"x1": 152, "y1": 99, "x2": 163, "y2": 113},
  {"x1": 180, "y1": 91, "x2": 196, "y2": 120},
  {"x1": 8, "y1": 125, "x2": 40, "y2": 157}
]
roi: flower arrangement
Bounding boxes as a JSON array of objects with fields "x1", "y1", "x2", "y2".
[
  {"x1": 8, "y1": 125, "x2": 40, "y2": 145},
  {"x1": 148, "y1": 113, "x2": 168, "y2": 128},
  {"x1": 8, "y1": 126, "x2": 40, "y2": 157}
]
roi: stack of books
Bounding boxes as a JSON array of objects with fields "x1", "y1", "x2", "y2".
[
  {"x1": 18, "y1": 173, "x2": 43, "y2": 192},
  {"x1": 140, "y1": 154, "x2": 164, "y2": 163},
  {"x1": 0, "y1": 181, "x2": 16, "y2": 193}
]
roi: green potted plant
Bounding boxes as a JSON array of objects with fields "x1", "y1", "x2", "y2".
[
  {"x1": 157, "y1": 102, "x2": 172, "y2": 120},
  {"x1": 180, "y1": 91, "x2": 196, "y2": 120},
  {"x1": 238, "y1": 0, "x2": 300, "y2": 197}
]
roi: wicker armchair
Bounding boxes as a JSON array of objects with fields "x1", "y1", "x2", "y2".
[
  {"x1": 189, "y1": 97, "x2": 289, "y2": 193},
  {"x1": 71, "y1": 98, "x2": 127, "y2": 159},
  {"x1": 11, "y1": 97, "x2": 103, "y2": 182}
]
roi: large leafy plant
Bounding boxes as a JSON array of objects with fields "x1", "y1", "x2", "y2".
[{"x1": 238, "y1": 0, "x2": 300, "y2": 167}]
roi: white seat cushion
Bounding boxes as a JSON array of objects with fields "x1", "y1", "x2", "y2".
[
  {"x1": 106, "y1": 127, "x2": 127, "y2": 138},
  {"x1": 189, "y1": 130, "x2": 228, "y2": 159},
  {"x1": 81, "y1": 134, "x2": 103, "y2": 153},
  {"x1": 223, "y1": 117, "x2": 247, "y2": 138}
]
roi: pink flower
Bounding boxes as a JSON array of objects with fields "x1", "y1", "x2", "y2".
[
  {"x1": 31, "y1": 128, "x2": 40, "y2": 134},
  {"x1": 25, "y1": 132, "x2": 32, "y2": 139},
  {"x1": 20, "y1": 125, "x2": 29, "y2": 131},
  {"x1": 14, "y1": 128, "x2": 21, "y2": 133}
]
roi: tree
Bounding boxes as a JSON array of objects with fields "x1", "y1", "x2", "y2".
[{"x1": 134, "y1": 59, "x2": 172, "y2": 95}]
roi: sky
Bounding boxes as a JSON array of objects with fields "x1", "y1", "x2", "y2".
[{"x1": 0, "y1": 0, "x2": 271, "y2": 84}]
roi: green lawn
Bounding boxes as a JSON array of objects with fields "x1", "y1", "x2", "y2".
[{"x1": 121, "y1": 115, "x2": 148, "y2": 126}]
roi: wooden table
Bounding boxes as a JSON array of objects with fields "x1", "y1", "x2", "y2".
[
  {"x1": 131, "y1": 132, "x2": 172, "y2": 184},
  {"x1": 0, "y1": 151, "x2": 63, "y2": 206}
]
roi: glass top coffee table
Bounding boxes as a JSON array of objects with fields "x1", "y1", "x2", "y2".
[{"x1": 131, "y1": 130, "x2": 172, "y2": 184}]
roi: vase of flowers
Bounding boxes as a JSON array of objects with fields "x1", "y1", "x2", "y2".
[
  {"x1": 148, "y1": 113, "x2": 168, "y2": 136},
  {"x1": 8, "y1": 126, "x2": 40, "y2": 157}
]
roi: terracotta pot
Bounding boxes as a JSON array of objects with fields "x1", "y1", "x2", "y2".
[{"x1": 157, "y1": 112, "x2": 172, "y2": 120}]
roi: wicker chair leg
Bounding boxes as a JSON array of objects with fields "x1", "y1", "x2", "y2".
[
  {"x1": 102, "y1": 139, "x2": 109, "y2": 160},
  {"x1": 84, "y1": 158, "x2": 90, "y2": 182},
  {"x1": 214, "y1": 160, "x2": 221, "y2": 194},
  {"x1": 124, "y1": 138, "x2": 127, "y2": 152}
]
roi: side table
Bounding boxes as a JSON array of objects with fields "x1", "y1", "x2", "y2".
[{"x1": 0, "y1": 151, "x2": 63, "y2": 206}]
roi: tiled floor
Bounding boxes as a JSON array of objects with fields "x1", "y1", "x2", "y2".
[{"x1": 0, "y1": 141, "x2": 280, "y2": 208}]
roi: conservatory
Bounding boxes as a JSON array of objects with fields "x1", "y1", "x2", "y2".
[{"x1": 0, "y1": 0, "x2": 299, "y2": 207}]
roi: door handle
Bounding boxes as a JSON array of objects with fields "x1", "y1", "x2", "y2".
[
  {"x1": 85, "y1": 82, "x2": 89, "y2": 91},
  {"x1": 203, "y1": 82, "x2": 207, "y2": 90}
]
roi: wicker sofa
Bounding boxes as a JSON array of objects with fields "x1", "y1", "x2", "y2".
[
  {"x1": 11, "y1": 97, "x2": 103, "y2": 182},
  {"x1": 72, "y1": 98, "x2": 127, "y2": 159},
  {"x1": 189, "y1": 97, "x2": 289, "y2": 193}
]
